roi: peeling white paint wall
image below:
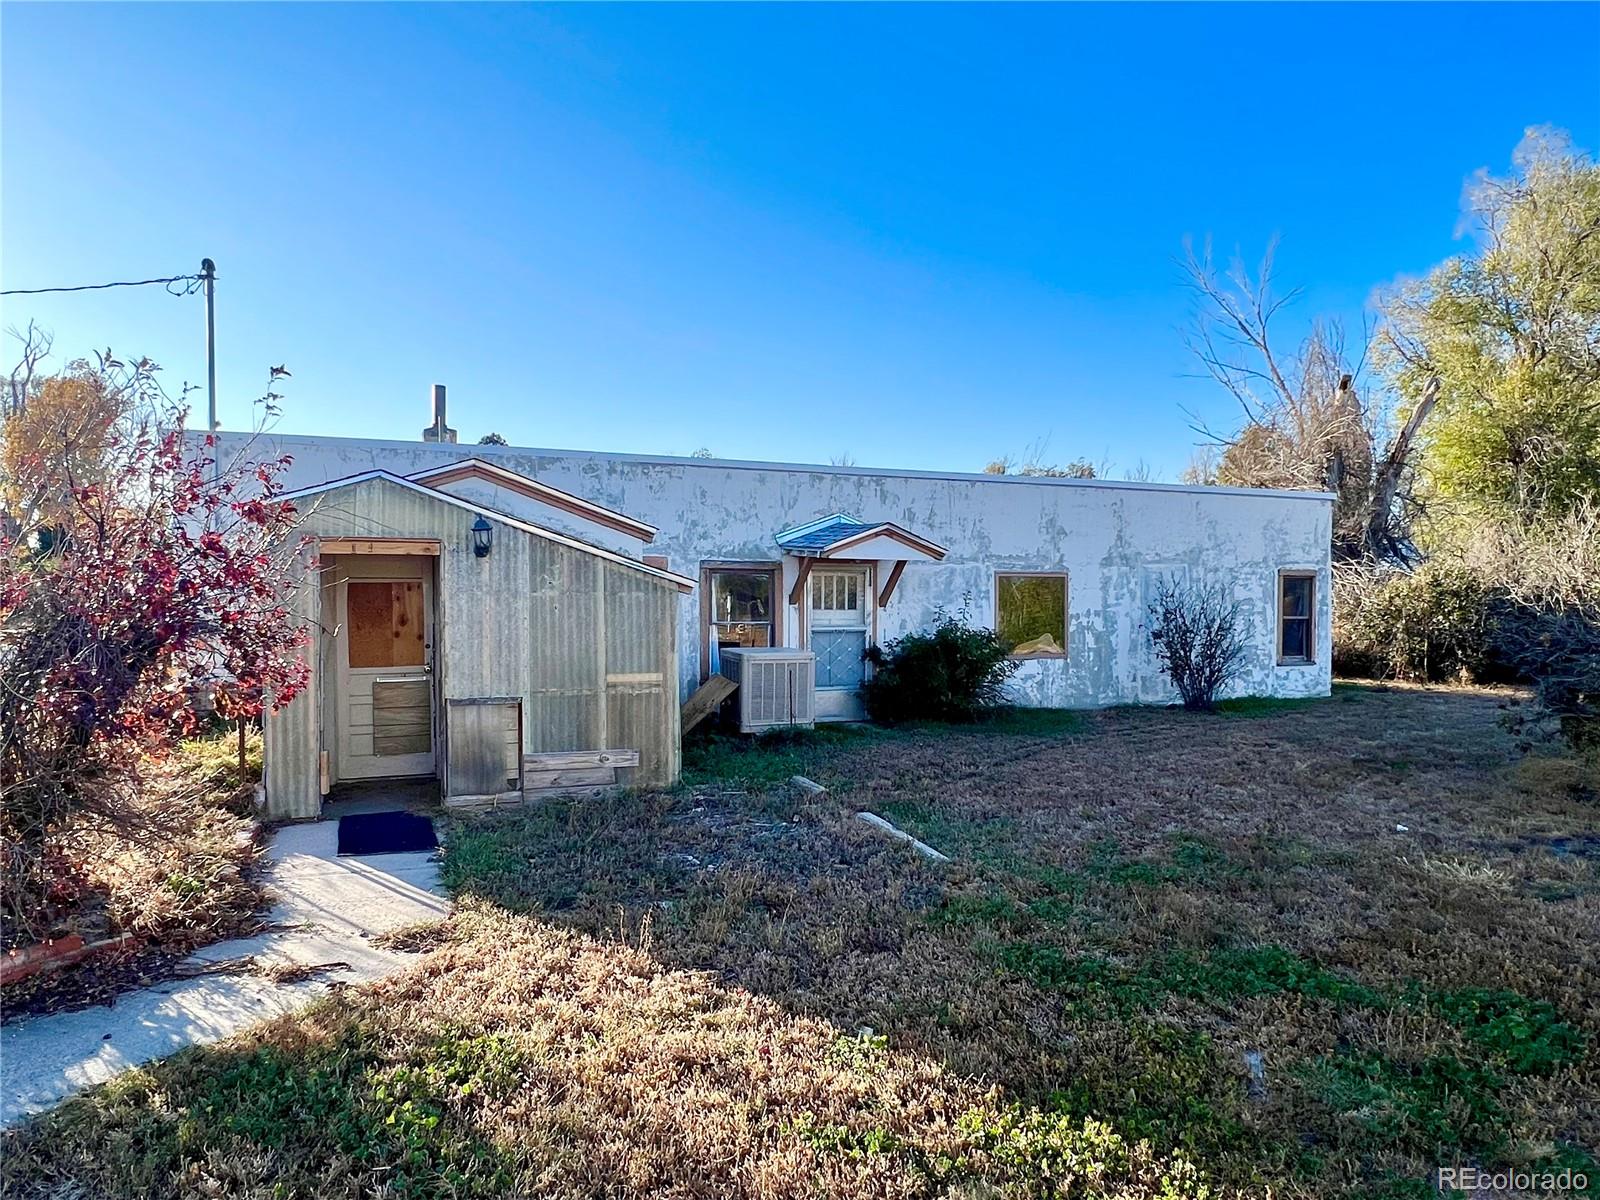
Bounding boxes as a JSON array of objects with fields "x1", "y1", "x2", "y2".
[{"x1": 223, "y1": 433, "x2": 1334, "y2": 709}]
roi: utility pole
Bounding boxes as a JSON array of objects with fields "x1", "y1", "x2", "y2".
[{"x1": 201, "y1": 257, "x2": 217, "y2": 431}]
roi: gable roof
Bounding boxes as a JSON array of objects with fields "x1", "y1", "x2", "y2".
[
  {"x1": 775, "y1": 513, "x2": 948, "y2": 561},
  {"x1": 775, "y1": 512, "x2": 870, "y2": 552},
  {"x1": 406, "y1": 457, "x2": 657, "y2": 543},
  {"x1": 275, "y1": 469, "x2": 693, "y2": 592}
]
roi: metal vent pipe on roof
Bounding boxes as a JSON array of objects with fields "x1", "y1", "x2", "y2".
[{"x1": 423, "y1": 383, "x2": 457, "y2": 444}]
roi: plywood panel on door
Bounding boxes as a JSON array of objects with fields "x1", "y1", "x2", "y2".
[
  {"x1": 348, "y1": 581, "x2": 425, "y2": 668},
  {"x1": 372, "y1": 680, "x2": 432, "y2": 756},
  {"x1": 336, "y1": 565, "x2": 436, "y2": 780}
]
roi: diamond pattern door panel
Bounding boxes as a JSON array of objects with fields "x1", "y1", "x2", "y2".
[{"x1": 813, "y1": 629, "x2": 866, "y2": 689}]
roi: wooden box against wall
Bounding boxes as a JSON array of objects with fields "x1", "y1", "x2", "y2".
[{"x1": 444, "y1": 697, "x2": 522, "y2": 806}]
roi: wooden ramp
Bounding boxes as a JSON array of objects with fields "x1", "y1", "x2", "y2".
[{"x1": 681, "y1": 676, "x2": 737, "y2": 735}]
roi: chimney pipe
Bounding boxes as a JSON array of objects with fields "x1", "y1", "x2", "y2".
[{"x1": 422, "y1": 383, "x2": 457, "y2": 443}]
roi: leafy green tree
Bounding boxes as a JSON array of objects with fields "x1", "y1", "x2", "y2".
[{"x1": 1380, "y1": 127, "x2": 1600, "y2": 530}]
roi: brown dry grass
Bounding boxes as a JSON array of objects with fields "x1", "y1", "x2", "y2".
[
  {"x1": 2, "y1": 902, "x2": 1206, "y2": 1199},
  {"x1": 2, "y1": 727, "x2": 269, "y2": 1019},
  {"x1": 4, "y1": 686, "x2": 1596, "y2": 1198},
  {"x1": 88, "y1": 729, "x2": 264, "y2": 942}
]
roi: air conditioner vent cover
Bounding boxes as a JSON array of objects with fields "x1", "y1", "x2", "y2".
[{"x1": 717, "y1": 647, "x2": 817, "y2": 733}]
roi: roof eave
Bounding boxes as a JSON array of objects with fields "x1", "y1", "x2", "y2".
[
  {"x1": 818, "y1": 524, "x2": 949, "y2": 562},
  {"x1": 277, "y1": 471, "x2": 693, "y2": 592},
  {"x1": 406, "y1": 457, "x2": 658, "y2": 542}
]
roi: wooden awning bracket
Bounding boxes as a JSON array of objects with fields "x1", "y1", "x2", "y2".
[
  {"x1": 877, "y1": 561, "x2": 908, "y2": 607},
  {"x1": 787, "y1": 557, "x2": 815, "y2": 606}
]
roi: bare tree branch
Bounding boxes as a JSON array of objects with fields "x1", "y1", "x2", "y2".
[
  {"x1": 5, "y1": 322, "x2": 52, "y2": 418},
  {"x1": 1180, "y1": 237, "x2": 1427, "y2": 562}
]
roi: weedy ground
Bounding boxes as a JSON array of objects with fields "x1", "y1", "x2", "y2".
[
  {"x1": 4, "y1": 685, "x2": 1596, "y2": 1198},
  {"x1": 2, "y1": 726, "x2": 268, "y2": 1020}
]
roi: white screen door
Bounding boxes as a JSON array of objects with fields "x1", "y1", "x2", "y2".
[
  {"x1": 808, "y1": 567, "x2": 870, "y2": 721},
  {"x1": 338, "y1": 573, "x2": 436, "y2": 778}
]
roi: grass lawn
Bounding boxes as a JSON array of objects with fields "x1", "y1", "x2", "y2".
[{"x1": 5, "y1": 685, "x2": 1597, "y2": 1198}]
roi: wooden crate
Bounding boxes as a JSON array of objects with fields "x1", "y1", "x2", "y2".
[{"x1": 444, "y1": 697, "x2": 522, "y2": 803}]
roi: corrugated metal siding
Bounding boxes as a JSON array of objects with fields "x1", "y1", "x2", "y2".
[
  {"x1": 264, "y1": 478, "x2": 681, "y2": 816},
  {"x1": 262, "y1": 543, "x2": 323, "y2": 820},
  {"x1": 528, "y1": 546, "x2": 602, "y2": 755},
  {"x1": 602, "y1": 561, "x2": 680, "y2": 787}
]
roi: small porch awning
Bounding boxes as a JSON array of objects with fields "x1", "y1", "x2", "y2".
[
  {"x1": 775, "y1": 513, "x2": 947, "y2": 607},
  {"x1": 775, "y1": 512, "x2": 947, "y2": 562}
]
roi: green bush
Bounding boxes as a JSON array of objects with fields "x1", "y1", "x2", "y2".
[
  {"x1": 1335, "y1": 560, "x2": 1599, "y2": 745},
  {"x1": 862, "y1": 607, "x2": 1017, "y2": 724},
  {"x1": 1333, "y1": 563, "x2": 1498, "y2": 683}
]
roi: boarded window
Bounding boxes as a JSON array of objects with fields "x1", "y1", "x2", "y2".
[
  {"x1": 708, "y1": 568, "x2": 775, "y2": 652},
  {"x1": 1279, "y1": 573, "x2": 1316, "y2": 663},
  {"x1": 347, "y1": 581, "x2": 425, "y2": 668},
  {"x1": 996, "y1": 573, "x2": 1067, "y2": 658}
]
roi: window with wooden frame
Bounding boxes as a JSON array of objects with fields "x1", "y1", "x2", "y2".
[
  {"x1": 996, "y1": 572, "x2": 1068, "y2": 659},
  {"x1": 700, "y1": 563, "x2": 780, "y2": 677},
  {"x1": 1278, "y1": 571, "x2": 1317, "y2": 664}
]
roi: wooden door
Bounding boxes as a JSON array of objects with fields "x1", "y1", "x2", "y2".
[{"x1": 339, "y1": 573, "x2": 436, "y2": 779}]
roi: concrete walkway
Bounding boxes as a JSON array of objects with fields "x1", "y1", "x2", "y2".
[{"x1": 0, "y1": 810, "x2": 449, "y2": 1125}]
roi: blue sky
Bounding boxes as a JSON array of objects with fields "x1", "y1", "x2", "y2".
[{"x1": 4, "y1": 3, "x2": 1597, "y2": 480}]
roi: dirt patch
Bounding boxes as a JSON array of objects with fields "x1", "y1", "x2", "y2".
[{"x1": 2, "y1": 943, "x2": 184, "y2": 1022}]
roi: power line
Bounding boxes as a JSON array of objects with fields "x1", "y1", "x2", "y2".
[
  {"x1": 2, "y1": 273, "x2": 205, "y2": 297},
  {"x1": 4, "y1": 258, "x2": 219, "y2": 432}
]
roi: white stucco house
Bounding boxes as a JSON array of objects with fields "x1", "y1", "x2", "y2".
[{"x1": 219, "y1": 386, "x2": 1332, "y2": 818}]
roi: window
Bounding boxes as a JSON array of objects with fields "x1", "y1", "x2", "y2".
[
  {"x1": 1278, "y1": 571, "x2": 1316, "y2": 663},
  {"x1": 996, "y1": 573, "x2": 1068, "y2": 658},
  {"x1": 811, "y1": 571, "x2": 861, "y2": 616},
  {"x1": 701, "y1": 564, "x2": 779, "y2": 676}
]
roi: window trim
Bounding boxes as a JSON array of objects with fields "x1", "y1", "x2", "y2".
[
  {"x1": 994, "y1": 570, "x2": 1070, "y2": 661},
  {"x1": 699, "y1": 561, "x2": 783, "y2": 681},
  {"x1": 1276, "y1": 569, "x2": 1318, "y2": 665}
]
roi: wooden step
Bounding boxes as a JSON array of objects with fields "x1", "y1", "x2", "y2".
[
  {"x1": 680, "y1": 675, "x2": 737, "y2": 734},
  {"x1": 523, "y1": 749, "x2": 640, "y2": 770},
  {"x1": 521, "y1": 748, "x2": 640, "y2": 800}
]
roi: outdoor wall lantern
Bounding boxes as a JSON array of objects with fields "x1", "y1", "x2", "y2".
[{"x1": 471, "y1": 514, "x2": 493, "y2": 558}]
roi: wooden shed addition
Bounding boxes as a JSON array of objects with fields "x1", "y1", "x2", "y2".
[{"x1": 262, "y1": 470, "x2": 693, "y2": 820}]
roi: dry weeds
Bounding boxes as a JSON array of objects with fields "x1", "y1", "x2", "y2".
[{"x1": 2, "y1": 727, "x2": 269, "y2": 1021}]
